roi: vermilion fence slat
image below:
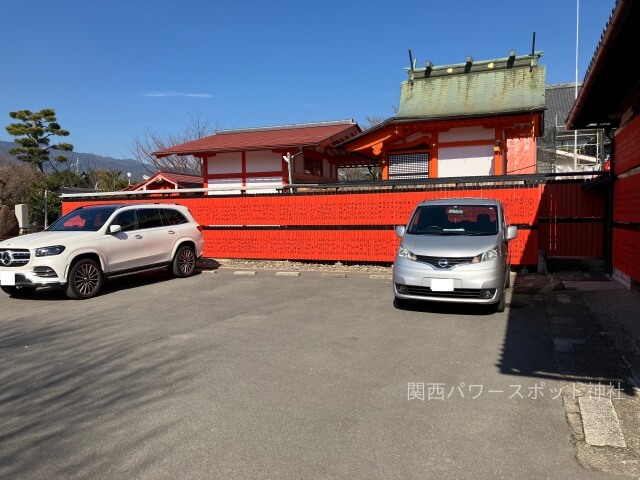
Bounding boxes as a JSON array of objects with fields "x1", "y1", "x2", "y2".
[{"x1": 62, "y1": 179, "x2": 605, "y2": 265}]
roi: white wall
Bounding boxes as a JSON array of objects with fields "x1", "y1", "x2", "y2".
[
  {"x1": 439, "y1": 145, "x2": 494, "y2": 177},
  {"x1": 437, "y1": 126, "x2": 495, "y2": 177},
  {"x1": 245, "y1": 177, "x2": 283, "y2": 193},
  {"x1": 205, "y1": 150, "x2": 285, "y2": 193},
  {"x1": 207, "y1": 178, "x2": 243, "y2": 195},
  {"x1": 246, "y1": 151, "x2": 282, "y2": 173},
  {"x1": 207, "y1": 153, "x2": 241, "y2": 174},
  {"x1": 206, "y1": 177, "x2": 284, "y2": 194}
]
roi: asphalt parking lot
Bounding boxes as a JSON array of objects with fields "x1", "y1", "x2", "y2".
[{"x1": 0, "y1": 268, "x2": 626, "y2": 479}]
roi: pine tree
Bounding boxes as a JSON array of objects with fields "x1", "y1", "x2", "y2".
[{"x1": 6, "y1": 108, "x2": 73, "y2": 173}]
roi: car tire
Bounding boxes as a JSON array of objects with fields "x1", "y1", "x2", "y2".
[
  {"x1": 171, "y1": 245, "x2": 196, "y2": 278},
  {"x1": 495, "y1": 289, "x2": 506, "y2": 313},
  {"x1": 1, "y1": 285, "x2": 37, "y2": 297},
  {"x1": 65, "y1": 258, "x2": 103, "y2": 299},
  {"x1": 393, "y1": 297, "x2": 412, "y2": 310}
]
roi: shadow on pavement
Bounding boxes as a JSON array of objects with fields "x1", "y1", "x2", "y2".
[
  {"x1": 498, "y1": 271, "x2": 637, "y2": 396},
  {"x1": 3, "y1": 264, "x2": 214, "y2": 302}
]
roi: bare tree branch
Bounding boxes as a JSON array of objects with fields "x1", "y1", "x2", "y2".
[
  {"x1": 0, "y1": 154, "x2": 43, "y2": 207},
  {"x1": 130, "y1": 113, "x2": 216, "y2": 175}
]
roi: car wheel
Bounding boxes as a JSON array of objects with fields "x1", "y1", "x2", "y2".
[
  {"x1": 393, "y1": 297, "x2": 412, "y2": 310},
  {"x1": 65, "y1": 259, "x2": 103, "y2": 299},
  {"x1": 505, "y1": 270, "x2": 512, "y2": 289},
  {"x1": 171, "y1": 245, "x2": 196, "y2": 278},
  {"x1": 1, "y1": 285, "x2": 37, "y2": 297},
  {"x1": 495, "y1": 290, "x2": 506, "y2": 313}
]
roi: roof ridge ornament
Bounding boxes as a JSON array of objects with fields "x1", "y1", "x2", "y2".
[{"x1": 404, "y1": 48, "x2": 543, "y2": 80}]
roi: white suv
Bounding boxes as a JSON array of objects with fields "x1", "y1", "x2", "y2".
[{"x1": 0, "y1": 203, "x2": 205, "y2": 299}]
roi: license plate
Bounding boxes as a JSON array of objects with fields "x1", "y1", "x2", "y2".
[
  {"x1": 0, "y1": 271, "x2": 16, "y2": 286},
  {"x1": 430, "y1": 278, "x2": 454, "y2": 291}
]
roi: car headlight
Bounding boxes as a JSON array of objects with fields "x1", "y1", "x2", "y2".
[
  {"x1": 473, "y1": 245, "x2": 500, "y2": 263},
  {"x1": 35, "y1": 245, "x2": 66, "y2": 257},
  {"x1": 397, "y1": 246, "x2": 417, "y2": 261}
]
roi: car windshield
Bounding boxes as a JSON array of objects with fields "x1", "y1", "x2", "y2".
[
  {"x1": 47, "y1": 206, "x2": 120, "y2": 232},
  {"x1": 406, "y1": 205, "x2": 499, "y2": 235}
]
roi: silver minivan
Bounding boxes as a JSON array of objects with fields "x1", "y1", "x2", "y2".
[{"x1": 393, "y1": 198, "x2": 517, "y2": 312}]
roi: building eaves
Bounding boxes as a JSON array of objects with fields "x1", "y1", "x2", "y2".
[
  {"x1": 339, "y1": 110, "x2": 545, "y2": 151},
  {"x1": 567, "y1": 0, "x2": 640, "y2": 129}
]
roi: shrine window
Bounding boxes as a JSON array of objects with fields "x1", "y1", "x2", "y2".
[
  {"x1": 304, "y1": 158, "x2": 323, "y2": 176},
  {"x1": 388, "y1": 152, "x2": 429, "y2": 179}
]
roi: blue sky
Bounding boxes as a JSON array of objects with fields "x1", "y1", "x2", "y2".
[{"x1": 1, "y1": 0, "x2": 616, "y2": 160}]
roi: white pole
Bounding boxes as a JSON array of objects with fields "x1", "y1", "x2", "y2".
[
  {"x1": 574, "y1": 0, "x2": 579, "y2": 171},
  {"x1": 283, "y1": 153, "x2": 294, "y2": 187},
  {"x1": 44, "y1": 189, "x2": 48, "y2": 229}
]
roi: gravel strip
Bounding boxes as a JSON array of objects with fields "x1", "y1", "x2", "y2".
[{"x1": 197, "y1": 258, "x2": 393, "y2": 274}]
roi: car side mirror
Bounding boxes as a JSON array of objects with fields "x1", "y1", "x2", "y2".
[
  {"x1": 109, "y1": 224, "x2": 122, "y2": 234},
  {"x1": 506, "y1": 225, "x2": 518, "y2": 241},
  {"x1": 395, "y1": 225, "x2": 406, "y2": 237}
]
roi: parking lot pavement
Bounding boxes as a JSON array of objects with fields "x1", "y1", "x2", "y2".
[
  {"x1": 0, "y1": 269, "x2": 629, "y2": 479},
  {"x1": 525, "y1": 272, "x2": 640, "y2": 479}
]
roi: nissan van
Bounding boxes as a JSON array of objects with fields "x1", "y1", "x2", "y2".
[{"x1": 393, "y1": 198, "x2": 517, "y2": 312}]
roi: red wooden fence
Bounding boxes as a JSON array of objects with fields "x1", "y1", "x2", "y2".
[
  {"x1": 61, "y1": 176, "x2": 606, "y2": 267},
  {"x1": 612, "y1": 113, "x2": 640, "y2": 281}
]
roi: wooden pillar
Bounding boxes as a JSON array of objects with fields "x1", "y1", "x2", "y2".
[
  {"x1": 381, "y1": 154, "x2": 389, "y2": 180},
  {"x1": 429, "y1": 132, "x2": 439, "y2": 178},
  {"x1": 494, "y1": 128, "x2": 503, "y2": 175}
]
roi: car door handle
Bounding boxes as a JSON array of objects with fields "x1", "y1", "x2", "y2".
[
  {"x1": 135, "y1": 235, "x2": 143, "y2": 239},
  {"x1": 168, "y1": 230, "x2": 175, "y2": 234}
]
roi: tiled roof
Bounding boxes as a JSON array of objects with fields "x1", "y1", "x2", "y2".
[
  {"x1": 155, "y1": 120, "x2": 361, "y2": 158},
  {"x1": 545, "y1": 83, "x2": 581, "y2": 130},
  {"x1": 397, "y1": 53, "x2": 546, "y2": 119},
  {"x1": 133, "y1": 171, "x2": 203, "y2": 190},
  {"x1": 159, "y1": 172, "x2": 203, "y2": 187}
]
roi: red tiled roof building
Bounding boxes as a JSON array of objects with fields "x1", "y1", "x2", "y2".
[{"x1": 154, "y1": 120, "x2": 365, "y2": 193}]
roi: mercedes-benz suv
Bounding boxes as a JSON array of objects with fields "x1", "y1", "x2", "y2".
[{"x1": 0, "y1": 203, "x2": 205, "y2": 299}]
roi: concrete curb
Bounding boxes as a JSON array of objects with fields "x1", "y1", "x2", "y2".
[
  {"x1": 321, "y1": 272, "x2": 347, "y2": 278},
  {"x1": 202, "y1": 269, "x2": 393, "y2": 279},
  {"x1": 578, "y1": 395, "x2": 626, "y2": 447},
  {"x1": 370, "y1": 274, "x2": 392, "y2": 280},
  {"x1": 541, "y1": 279, "x2": 640, "y2": 477}
]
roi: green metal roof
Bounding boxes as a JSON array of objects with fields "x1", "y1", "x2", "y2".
[{"x1": 397, "y1": 53, "x2": 546, "y2": 119}]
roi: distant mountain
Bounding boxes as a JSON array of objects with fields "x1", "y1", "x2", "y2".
[{"x1": 0, "y1": 141, "x2": 153, "y2": 182}]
